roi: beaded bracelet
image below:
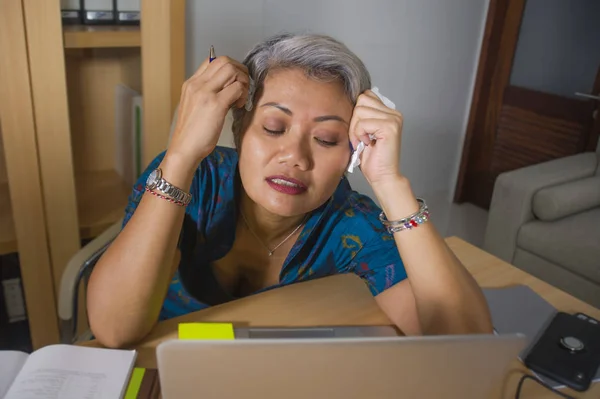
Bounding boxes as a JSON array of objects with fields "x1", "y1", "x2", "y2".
[
  {"x1": 379, "y1": 198, "x2": 430, "y2": 234},
  {"x1": 145, "y1": 187, "x2": 186, "y2": 207}
]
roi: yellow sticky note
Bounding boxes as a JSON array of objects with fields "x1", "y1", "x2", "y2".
[{"x1": 178, "y1": 322, "x2": 235, "y2": 340}]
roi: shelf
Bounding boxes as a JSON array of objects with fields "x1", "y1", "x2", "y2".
[
  {"x1": 76, "y1": 170, "x2": 131, "y2": 240},
  {"x1": 0, "y1": 182, "x2": 17, "y2": 255},
  {"x1": 63, "y1": 25, "x2": 140, "y2": 49}
]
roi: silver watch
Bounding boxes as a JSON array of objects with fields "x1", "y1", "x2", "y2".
[{"x1": 146, "y1": 168, "x2": 192, "y2": 205}]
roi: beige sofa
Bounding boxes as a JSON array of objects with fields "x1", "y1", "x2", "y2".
[{"x1": 484, "y1": 152, "x2": 600, "y2": 308}]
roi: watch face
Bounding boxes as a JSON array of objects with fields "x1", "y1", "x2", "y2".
[{"x1": 146, "y1": 169, "x2": 161, "y2": 189}]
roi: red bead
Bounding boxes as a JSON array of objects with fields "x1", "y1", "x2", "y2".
[{"x1": 410, "y1": 220, "x2": 418, "y2": 227}]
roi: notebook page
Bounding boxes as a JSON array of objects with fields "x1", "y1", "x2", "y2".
[
  {"x1": 0, "y1": 351, "x2": 29, "y2": 398},
  {"x1": 4, "y1": 345, "x2": 136, "y2": 399}
]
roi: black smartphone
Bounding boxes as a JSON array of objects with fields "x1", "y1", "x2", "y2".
[{"x1": 524, "y1": 311, "x2": 600, "y2": 391}]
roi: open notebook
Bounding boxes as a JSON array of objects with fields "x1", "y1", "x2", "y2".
[{"x1": 0, "y1": 345, "x2": 136, "y2": 399}]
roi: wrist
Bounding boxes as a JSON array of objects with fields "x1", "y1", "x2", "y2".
[
  {"x1": 372, "y1": 175, "x2": 420, "y2": 221},
  {"x1": 159, "y1": 151, "x2": 199, "y2": 189}
]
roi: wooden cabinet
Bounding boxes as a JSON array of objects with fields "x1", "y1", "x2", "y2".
[{"x1": 0, "y1": 0, "x2": 185, "y2": 349}]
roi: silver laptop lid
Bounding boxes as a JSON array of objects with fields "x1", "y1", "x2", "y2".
[{"x1": 157, "y1": 333, "x2": 526, "y2": 399}]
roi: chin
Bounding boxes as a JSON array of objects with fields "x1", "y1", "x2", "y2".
[{"x1": 258, "y1": 195, "x2": 315, "y2": 218}]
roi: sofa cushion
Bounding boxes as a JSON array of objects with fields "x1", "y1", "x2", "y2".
[
  {"x1": 518, "y1": 208, "x2": 600, "y2": 284},
  {"x1": 533, "y1": 176, "x2": 600, "y2": 221}
]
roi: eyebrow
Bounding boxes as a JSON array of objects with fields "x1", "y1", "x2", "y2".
[{"x1": 261, "y1": 102, "x2": 348, "y2": 125}]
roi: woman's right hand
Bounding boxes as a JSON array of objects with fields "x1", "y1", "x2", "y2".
[{"x1": 167, "y1": 56, "x2": 250, "y2": 168}]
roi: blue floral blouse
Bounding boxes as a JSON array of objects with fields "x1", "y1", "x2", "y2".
[{"x1": 123, "y1": 147, "x2": 407, "y2": 320}]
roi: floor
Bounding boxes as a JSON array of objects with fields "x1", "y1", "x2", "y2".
[{"x1": 424, "y1": 191, "x2": 489, "y2": 249}]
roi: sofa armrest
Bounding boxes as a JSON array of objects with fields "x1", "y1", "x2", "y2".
[
  {"x1": 483, "y1": 152, "x2": 598, "y2": 263},
  {"x1": 533, "y1": 176, "x2": 600, "y2": 221}
]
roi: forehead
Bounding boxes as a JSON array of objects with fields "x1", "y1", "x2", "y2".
[{"x1": 260, "y1": 68, "x2": 353, "y2": 115}]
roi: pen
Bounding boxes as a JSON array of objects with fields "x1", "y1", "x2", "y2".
[{"x1": 209, "y1": 45, "x2": 216, "y2": 62}]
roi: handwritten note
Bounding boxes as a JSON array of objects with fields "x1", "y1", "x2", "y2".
[{"x1": 178, "y1": 323, "x2": 235, "y2": 340}]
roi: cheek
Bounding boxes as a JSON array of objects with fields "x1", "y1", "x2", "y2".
[
  {"x1": 314, "y1": 148, "x2": 350, "y2": 185},
  {"x1": 239, "y1": 126, "x2": 269, "y2": 161}
]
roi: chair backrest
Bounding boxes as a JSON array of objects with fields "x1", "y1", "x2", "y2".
[{"x1": 58, "y1": 219, "x2": 123, "y2": 343}]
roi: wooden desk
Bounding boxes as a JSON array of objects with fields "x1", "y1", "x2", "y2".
[{"x1": 86, "y1": 237, "x2": 600, "y2": 398}]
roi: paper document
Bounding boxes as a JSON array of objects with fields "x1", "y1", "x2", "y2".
[{"x1": 2, "y1": 344, "x2": 136, "y2": 399}]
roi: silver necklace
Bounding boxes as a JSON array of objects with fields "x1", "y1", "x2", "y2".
[{"x1": 240, "y1": 211, "x2": 306, "y2": 256}]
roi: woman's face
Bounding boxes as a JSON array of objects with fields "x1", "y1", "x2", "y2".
[{"x1": 238, "y1": 68, "x2": 354, "y2": 217}]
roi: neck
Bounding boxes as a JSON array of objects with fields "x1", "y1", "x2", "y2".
[{"x1": 239, "y1": 190, "x2": 306, "y2": 245}]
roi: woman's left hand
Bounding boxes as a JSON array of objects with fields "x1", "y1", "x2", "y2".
[{"x1": 349, "y1": 90, "x2": 404, "y2": 188}]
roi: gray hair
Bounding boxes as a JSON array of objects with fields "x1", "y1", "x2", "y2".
[{"x1": 232, "y1": 33, "x2": 371, "y2": 147}]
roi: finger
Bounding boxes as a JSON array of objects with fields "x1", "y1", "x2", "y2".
[
  {"x1": 206, "y1": 62, "x2": 250, "y2": 92},
  {"x1": 349, "y1": 105, "x2": 390, "y2": 147},
  {"x1": 233, "y1": 81, "x2": 250, "y2": 109},
  {"x1": 217, "y1": 80, "x2": 246, "y2": 108},
  {"x1": 203, "y1": 56, "x2": 249, "y2": 81},
  {"x1": 356, "y1": 92, "x2": 395, "y2": 113},
  {"x1": 354, "y1": 118, "x2": 400, "y2": 143},
  {"x1": 190, "y1": 56, "x2": 212, "y2": 79}
]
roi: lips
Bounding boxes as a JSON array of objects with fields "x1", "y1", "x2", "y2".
[{"x1": 265, "y1": 175, "x2": 308, "y2": 195}]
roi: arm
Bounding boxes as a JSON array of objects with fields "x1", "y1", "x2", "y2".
[
  {"x1": 86, "y1": 155, "x2": 195, "y2": 348},
  {"x1": 87, "y1": 56, "x2": 250, "y2": 348},
  {"x1": 349, "y1": 90, "x2": 492, "y2": 335},
  {"x1": 373, "y1": 177, "x2": 492, "y2": 335}
]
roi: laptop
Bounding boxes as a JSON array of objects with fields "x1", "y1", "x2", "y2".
[{"x1": 156, "y1": 328, "x2": 526, "y2": 399}]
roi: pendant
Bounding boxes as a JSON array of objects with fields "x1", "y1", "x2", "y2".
[{"x1": 268, "y1": 251, "x2": 273, "y2": 256}]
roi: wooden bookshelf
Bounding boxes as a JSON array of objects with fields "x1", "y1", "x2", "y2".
[
  {"x1": 76, "y1": 170, "x2": 130, "y2": 240},
  {"x1": 0, "y1": 0, "x2": 185, "y2": 349},
  {"x1": 0, "y1": 182, "x2": 17, "y2": 255},
  {"x1": 63, "y1": 25, "x2": 141, "y2": 49}
]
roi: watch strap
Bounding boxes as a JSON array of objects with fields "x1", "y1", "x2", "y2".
[
  {"x1": 146, "y1": 168, "x2": 192, "y2": 206},
  {"x1": 155, "y1": 178, "x2": 192, "y2": 205}
]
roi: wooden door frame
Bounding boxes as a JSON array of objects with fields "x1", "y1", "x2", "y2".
[
  {"x1": 587, "y1": 65, "x2": 600, "y2": 152},
  {"x1": 455, "y1": 0, "x2": 600, "y2": 203},
  {"x1": 454, "y1": 0, "x2": 527, "y2": 203}
]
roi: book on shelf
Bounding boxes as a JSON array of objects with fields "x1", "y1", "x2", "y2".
[
  {"x1": 60, "y1": 0, "x2": 82, "y2": 25},
  {"x1": 115, "y1": 84, "x2": 143, "y2": 188},
  {"x1": 116, "y1": 0, "x2": 141, "y2": 25},
  {"x1": 82, "y1": 0, "x2": 115, "y2": 25}
]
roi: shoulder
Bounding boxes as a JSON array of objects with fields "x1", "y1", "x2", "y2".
[
  {"x1": 124, "y1": 147, "x2": 238, "y2": 224},
  {"x1": 316, "y1": 179, "x2": 394, "y2": 261},
  {"x1": 200, "y1": 146, "x2": 238, "y2": 173},
  {"x1": 330, "y1": 180, "x2": 390, "y2": 244}
]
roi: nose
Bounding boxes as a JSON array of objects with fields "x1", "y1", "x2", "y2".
[{"x1": 277, "y1": 129, "x2": 313, "y2": 171}]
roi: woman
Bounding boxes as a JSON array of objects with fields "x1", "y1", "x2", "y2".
[{"x1": 87, "y1": 33, "x2": 492, "y2": 348}]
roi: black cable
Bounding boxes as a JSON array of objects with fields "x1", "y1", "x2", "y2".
[{"x1": 514, "y1": 374, "x2": 576, "y2": 399}]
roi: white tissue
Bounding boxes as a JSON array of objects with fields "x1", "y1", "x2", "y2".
[
  {"x1": 347, "y1": 87, "x2": 396, "y2": 173},
  {"x1": 371, "y1": 86, "x2": 396, "y2": 110}
]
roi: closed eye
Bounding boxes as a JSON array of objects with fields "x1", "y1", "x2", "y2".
[
  {"x1": 315, "y1": 137, "x2": 338, "y2": 147},
  {"x1": 264, "y1": 127, "x2": 285, "y2": 135}
]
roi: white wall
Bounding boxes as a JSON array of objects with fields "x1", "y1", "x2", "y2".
[{"x1": 186, "y1": 0, "x2": 489, "y2": 201}]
